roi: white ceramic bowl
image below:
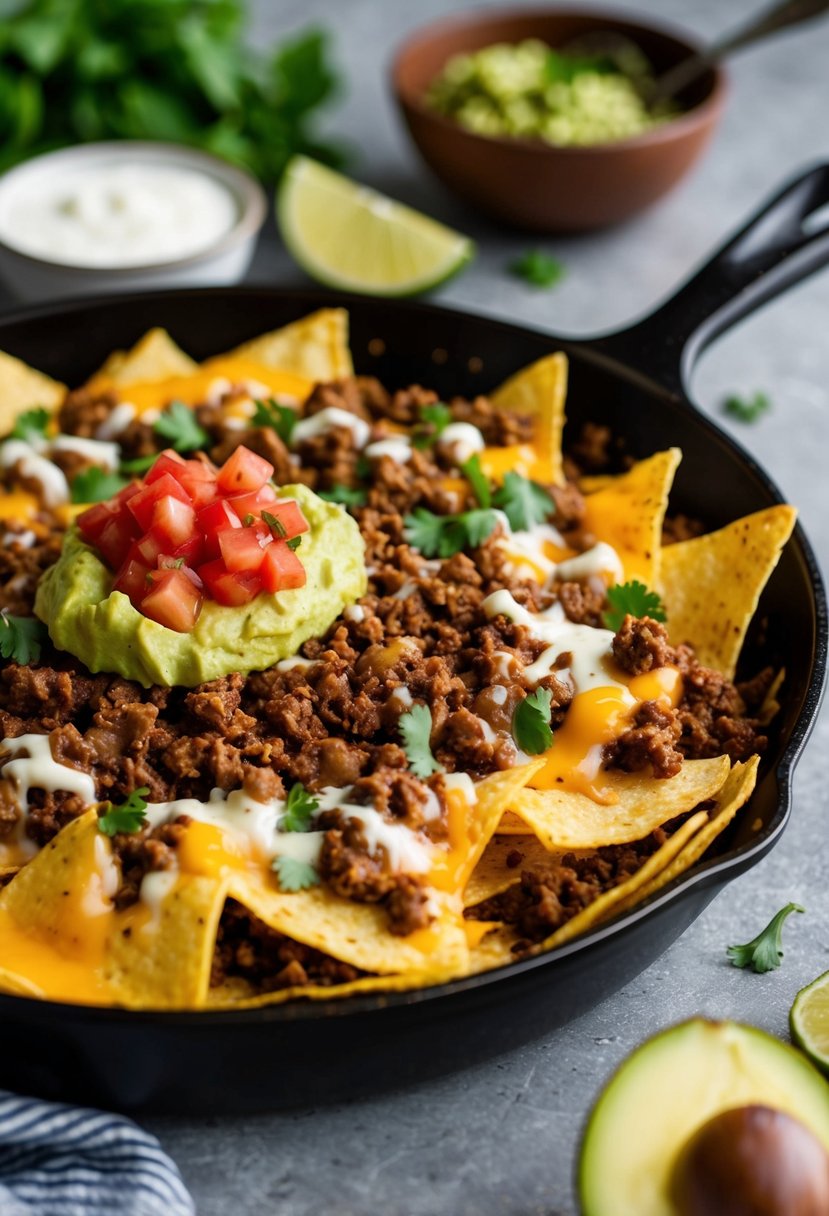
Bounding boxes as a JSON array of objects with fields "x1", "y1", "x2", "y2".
[{"x1": 0, "y1": 141, "x2": 267, "y2": 303}]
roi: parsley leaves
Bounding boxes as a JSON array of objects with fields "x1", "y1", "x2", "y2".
[
  {"x1": 412, "y1": 402, "x2": 452, "y2": 449},
  {"x1": 318, "y1": 484, "x2": 368, "y2": 507},
  {"x1": 462, "y1": 453, "x2": 491, "y2": 508},
  {"x1": 10, "y1": 407, "x2": 50, "y2": 444},
  {"x1": 510, "y1": 250, "x2": 566, "y2": 289},
  {"x1": 97, "y1": 787, "x2": 150, "y2": 837},
  {"x1": 403, "y1": 506, "x2": 498, "y2": 559},
  {"x1": 399, "y1": 703, "x2": 443, "y2": 777},
  {"x1": 252, "y1": 398, "x2": 299, "y2": 446},
  {"x1": 273, "y1": 856, "x2": 320, "y2": 892},
  {"x1": 0, "y1": 612, "x2": 45, "y2": 665},
  {"x1": 512, "y1": 688, "x2": 554, "y2": 755},
  {"x1": 727, "y1": 902, "x2": 804, "y2": 973},
  {"x1": 602, "y1": 580, "x2": 667, "y2": 632},
  {"x1": 279, "y1": 783, "x2": 320, "y2": 833},
  {"x1": 154, "y1": 400, "x2": 208, "y2": 453},
  {"x1": 71, "y1": 467, "x2": 129, "y2": 504},
  {"x1": 723, "y1": 391, "x2": 771, "y2": 424},
  {"x1": 492, "y1": 472, "x2": 555, "y2": 531}
]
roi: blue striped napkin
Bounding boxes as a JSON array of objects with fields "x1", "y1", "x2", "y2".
[{"x1": 0, "y1": 1092, "x2": 194, "y2": 1216}]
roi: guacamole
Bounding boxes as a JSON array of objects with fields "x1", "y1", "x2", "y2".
[{"x1": 35, "y1": 484, "x2": 366, "y2": 688}]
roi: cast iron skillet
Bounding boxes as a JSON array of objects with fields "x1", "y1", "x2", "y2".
[{"x1": 0, "y1": 167, "x2": 827, "y2": 1114}]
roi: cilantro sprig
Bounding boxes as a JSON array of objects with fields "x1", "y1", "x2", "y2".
[
  {"x1": 318, "y1": 484, "x2": 368, "y2": 508},
  {"x1": 727, "y1": 903, "x2": 804, "y2": 974},
  {"x1": 0, "y1": 612, "x2": 46, "y2": 665},
  {"x1": 10, "y1": 407, "x2": 50, "y2": 444},
  {"x1": 97, "y1": 787, "x2": 150, "y2": 837},
  {"x1": 412, "y1": 402, "x2": 452, "y2": 450},
  {"x1": 512, "y1": 688, "x2": 554, "y2": 755},
  {"x1": 492, "y1": 472, "x2": 555, "y2": 532},
  {"x1": 510, "y1": 250, "x2": 566, "y2": 289},
  {"x1": 154, "y1": 400, "x2": 208, "y2": 453},
  {"x1": 602, "y1": 580, "x2": 667, "y2": 632},
  {"x1": 120, "y1": 454, "x2": 158, "y2": 475},
  {"x1": 722, "y1": 391, "x2": 771, "y2": 425},
  {"x1": 279, "y1": 783, "x2": 320, "y2": 833},
  {"x1": 273, "y1": 856, "x2": 320, "y2": 892},
  {"x1": 399, "y1": 703, "x2": 443, "y2": 778},
  {"x1": 403, "y1": 506, "x2": 498, "y2": 559},
  {"x1": 71, "y1": 467, "x2": 129, "y2": 504},
  {"x1": 461, "y1": 453, "x2": 491, "y2": 508},
  {"x1": 253, "y1": 398, "x2": 299, "y2": 446}
]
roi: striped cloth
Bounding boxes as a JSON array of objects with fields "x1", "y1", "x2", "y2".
[{"x1": 0, "y1": 1092, "x2": 194, "y2": 1216}]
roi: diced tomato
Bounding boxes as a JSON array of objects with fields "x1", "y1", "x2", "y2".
[
  {"x1": 113, "y1": 482, "x2": 142, "y2": 507},
  {"x1": 218, "y1": 522, "x2": 271, "y2": 572},
  {"x1": 77, "y1": 500, "x2": 117, "y2": 545},
  {"x1": 259, "y1": 541, "x2": 306, "y2": 592},
  {"x1": 174, "y1": 459, "x2": 218, "y2": 509},
  {"x1": 198, "y1": 559, "x2": 261, "y2": 606},
  {"x1": 266, "y1": 499, "x2": 310, "y2": 540},
  {"x1": 197, "y1": 498, "x2": 242, "y2": 559},
  {"x1": 135, "y1": 530, "x2": 165, "y2": 565},
  {"x1": 227, "y1": 483, "x2": 278, "y2": 520},
  {"x1": 216, "y1": 445, "x2": 274, "y2": 496},
  {"x1": 169, "y1": 533, "x2": 206, "y2": 568},
  {"x1": 158, "y1": 555, "x2": 204, "y2": 590},
  {"x1": 96, "y1": 511, "x2": 140, "y2": 570},
  {"x1": 127, "y1": 473, "x2": 191, "y2": 531},
  {"x1": 141, "y1": 569, "x2": 203, "y2": 633},
  {"x1": 151, "y1": 495, "x2": 196, "y2": 548},
  {"x1": 113, "y1": 553, "x2": 152, "y2": 607},
  {"x1": 144, "y1": 450, "x2": 186, "y2": 484}
]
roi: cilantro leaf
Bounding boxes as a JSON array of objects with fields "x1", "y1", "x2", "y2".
[
  {"x1": 10, "y1": 407, "x2": 50, "y2": 444},
  {"x1": 261, "y1": 509, "x2": 287, "y2": 538},
  {"x1": 318, "y1": 484, "x2": 368, "y2": 507},
  {"x1": 252, "y1": 398, "x2": 299, "y2": 446},
  {"x1": 280, "y1": 782, "x2": 320, "y2": 833},
  {"x1": 403, "y1": 507, "x2": 498, "y2": 558},
  {"x1": 412, "y1": 402, "x2": 452, "y2": 449},
  {"x1": 287, "y1": 536, "x2": 302, "y2": 551},
  {"x1": 154, "y1": 400, "x2": 208, "y2": 453},
  {"x1": 602, "y1": 580, "x2": 667, "y2": 632},
  {"x1": 727, "y1": 903, "x2": 804, "y2": 973},
  {"x1": 120, "y1": 453, "x2": 158, "y2": 475},
  {"x1": 722, "y1": 392, "x2": 771, "y2": 424},
  {"x1": 0, "y1": 613, "x2": 46, "y2": 665},
  {"x1": 461, "y1": 453, "x2": 491, "y2": 508},
  {"x1": 273, "y1": 856, "x2": 320, "y2": 892},
  {"x1": 492, "y1": 472, "x2": 555, "y2": 532},
  {"x1": 399, "y1": 703, "x2": 443, "y2": 778},
  {"x1": 71, "y1": 466, "x2": 129, "y2": 504},
  {"x1": 97, "y1": 787, "x2": 150, "y2": 837},
  {"x1": 510, "y1": 250, "x2": 566, "y2": 289},
  {"x1": 512, "y1": 688, "x2": 554, "y2": 755}
]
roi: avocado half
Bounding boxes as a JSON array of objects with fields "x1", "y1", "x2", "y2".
[{"x1": 578, "y1": 1019, "x2": 829, "y2": 1216}]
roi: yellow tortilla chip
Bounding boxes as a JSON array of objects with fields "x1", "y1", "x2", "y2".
[
  {"x1": 463, "y1": 834, "x2": 563, "y2": 907},
  {"x1": 224, "y1": 308, "x2": 353, "y2": 381},
  {"x1": 445, "y1": 761, "x2": 544, "y2": 894},
  {"x1": 506, "y1": 756, "x2": 729, "y2": 850},
  {"x1": 89, "y1": 327, "x2": 197, "y2": 386},
  {"x1": 581, "y1": 448, "x2": 681, "y2": 586},
  {"x1": 497, "y1": 810, "x2": 536, "y2": 835},
  {"x1": 660, "y1": 506, "x2": 797, "y2": 679},
  {"x1": 489, "y1": 352, "x2": 567, "y2": 484},
  {"x1": 205, "y1": 971, "x2": 432, "y2": 1010},
  {"x1": 0, "y1": 350, "x2": 66, "y2": 431},
  {"x1": 759, "y1": 668, "x2": 785, "y2": 727}
]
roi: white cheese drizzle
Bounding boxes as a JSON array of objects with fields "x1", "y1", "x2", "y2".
[
  {"x1": 364, "y1": 437, "x2": 412, "y2": 463},
  {"x1": 554, "y1": 542, "x2": 624, "y2": 584},
  {"x1": 51, "y1": 434, "x2": 120, "y2": 471},
  {"x1": 442, "y1": 771, "x2": 478, "y2": 805},
  {"x1": 291, "y1": 407, "x2": 370, "y2": 449},
  {"x1": 437, "y1": 422, "x2": 485, "y2": 465},
  {"x1": 0, "y1": 440, "x2": 69, "y2": 508},
  {"x1": 95, "y1": 401, "x2": 136, "y2": 440}
]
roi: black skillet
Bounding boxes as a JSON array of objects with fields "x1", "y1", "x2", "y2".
[{"x1": 0, "y1": 166, "x2": 827, "y2": 1114}]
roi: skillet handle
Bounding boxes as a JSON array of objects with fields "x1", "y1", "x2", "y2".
[{"x1": 598, "y1": 164, "x2": 829, "y2": 395}]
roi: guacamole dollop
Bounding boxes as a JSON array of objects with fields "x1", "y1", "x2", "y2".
[{"x1": 35, "y1": 484, "x2": 366, "y2": 688}]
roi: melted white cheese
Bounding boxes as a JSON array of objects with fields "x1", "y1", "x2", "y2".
[
  {"x1": 364, "y1": 437, "x2": 412, "y2": 463},
  {"x1": 438, "y1": 422, "x2": 485, "y2": 465},
  {"x1": 555, "y1": 542, "x2": 624, "y2": 584},
  {"x1": 0, "y1": 733, "x2": 97, "y2": 807},
  {"x1": 315, "y1": 786, "x2": 432, "y2": 873},
  {"x1": 343, "y1": 604, "x2": 365, "y2": 623},
  {"x1": 276, "y1": 656, "x2": 317, "y2": 672},
  {"x1": 291, "y1": 407, "x2": 370, "y2": 449},
  {"x1": 95, "y1": 401, "x2": 136, "y2": 440},
  {"x1": 442, "y1": 771, "x2": 478, "y2": 805},
  {"x1": 0, "y1": 440, "x2": 69, "y2": 507},
  {"x1": 51, "y1": 434, "x2": 120, "y2": 471}
]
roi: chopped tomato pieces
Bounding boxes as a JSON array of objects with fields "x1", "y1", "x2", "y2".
[
  {"x1": 141, "y1": 569, "x2": 203, "y2": 633},
  {"x1": 198, "y1": 559, "x2": 261, "y2": 606},
  {"x1": 263, "y1": 499, "x2": 310, "y2": 540},
  {"x1": 216, "y1": 446, "x2": 274, "y2": 495},
  {"x1": 113, "y1": 553, "x2": 152, "y2": 607},
  {"x1": 227, "y1": 483, "x2": 278, "y2": 520},
  {"x1": 219, "y1": 522, "x2": 271, "y2": 572},
  {"x1": 260, "y1": 541, "x2": 306, "y2": 591},
  {"x1": 127, "y1": 473, "x2": 191, "y2": 531}
]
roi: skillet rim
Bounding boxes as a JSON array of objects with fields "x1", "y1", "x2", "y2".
[{"x1": 0, "y1": 283, "x2": 823, "y2": 1026}]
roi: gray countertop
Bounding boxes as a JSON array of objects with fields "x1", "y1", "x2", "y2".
[{"x1": 106, "y1": 0, "x2": 829, "y2": 1210}]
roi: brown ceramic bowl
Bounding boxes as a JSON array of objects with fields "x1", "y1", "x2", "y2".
[{"x1": 391, "y1": 6, "x2": 727, "y2": 232}]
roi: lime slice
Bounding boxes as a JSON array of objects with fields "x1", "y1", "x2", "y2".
[
  {"x1": 791, "y1": 970, "x2": 829, "y2": 1074},
  {"x1": 277, "y1": 156, "x2": 474, "y2": 296}
]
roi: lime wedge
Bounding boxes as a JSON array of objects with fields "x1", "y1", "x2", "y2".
[
  {"x1": 791, "y1": 969, "x2": 829, "y2": 1075},
  {"x1": 277, "y1": 156, "x2": 474, "y2": 296}
]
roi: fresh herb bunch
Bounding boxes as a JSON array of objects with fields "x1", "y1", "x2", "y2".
[
  {"x1": 0, "y1": 0, "x2": 345, "y2": 181},
  {"x1": 727, "y1": 902, "x2": 804, "y2": 974}
]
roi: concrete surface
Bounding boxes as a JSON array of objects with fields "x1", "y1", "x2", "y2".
[{"x1": 19, "y1": 0, "x2": 829, "y2": 1211}]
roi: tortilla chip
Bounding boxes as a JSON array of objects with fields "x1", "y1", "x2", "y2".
[
  {"x1": 205, "y1": 971, "x2": 431, "y2": 1010},
  {"x1": 90, "y1": 327, "x2": 197, "y2": 386},
  {"x1": 759, "y1": 668, "x2": 785, "y2": 727},
  {"x1": 224, "y1": 308, "x2": 353, "y2": 381},
  {"x1": 490, "y1": 352, "x2": 567, "y2": 484},
  {"x1": 660, "y1": 506, "x2": 796, "y2": 679},
  {"x1": 444, "y1": 761, "x2": 544, "y2": 894},
  {"x1": 0, "y1": 350, "x2": 66, "y2": 431},
  {"x1": 581, "y1": 448, "x2": 681, "y2": 586},
  {"x1": 506, "y1": 756, "x2": 729, "y2": 850},
  {"x1": 497, "y1": 810, "x2": 536, "y2": 835},
  {"x1": 463, "y1": 834, "x2": 565, "y2": 907}
]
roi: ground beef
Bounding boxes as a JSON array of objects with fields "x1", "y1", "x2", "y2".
[
  {"x1": 0, "y1": 529, "x2": 64, "y2": 617},
  {"x1": 612, "y1": 614, "x2": 673, "y2": 675},
  {"x1": 113, "y1": 818, "x2": 190, "y2": 910},
  {"x1": 57, "y1": 388, "x2": 119, "y2": 437},
  {"x1": 607, "y1": 700, "x2": 683, "y2": 779}
]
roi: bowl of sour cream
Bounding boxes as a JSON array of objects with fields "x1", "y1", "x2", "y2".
[{"x1": 0, "y1": 141, "x2": 267, "y2": 301}]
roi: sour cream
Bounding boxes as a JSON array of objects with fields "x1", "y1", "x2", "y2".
[{"x1": 0, "y1": 163, "x2": 239, "y2": 269}]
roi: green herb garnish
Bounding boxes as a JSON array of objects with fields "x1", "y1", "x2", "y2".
[
  {"x1": 461, "y1": 453, "x2": 491, "y2": 508},
  {"x1": 252, "y1": 398, "x2": 299, "y2": 446},
  {"x1": 70, "y1": 467, "x2": 129, "y2": 504},
  {"x1": 120, "y1": 454, "x2": 158, "y2": 475},
  {"x1": 492, "y1": 472, "x2": 555, "y2": 532},
  {"x1": 722, "y1": 392, "x2": 771, "y2": 424},
  {"x1": 261, "y1": 509, "x2": 287, "y2": 538},
  {"x1": 97, "y1": 787, "x2": 150, "y2": 837},
  {"x1": 602, "y1": 580, "x2": 667, "y2": 632},
  {"x1": 318, "y1": 484, "x2": 368, "y2": 508},
  {"x1": 0, "y1": 612, "x2": 46, "y2": 665},
  {"x1": 287, "y1": 536, "x2": 302, "y2": 551},
  {"x1": 512, "y1": 688, "x2": 554, "y2": 755},
  {"x1": 279, "y1": 782, "x2": 320, "y2": 833},
  {"x1": 273, "y1": 856, "x2": 320, "y2": 892},
  {"x1": 510, "y1": 250, "x2": 566, "y2": 289},
  {"x1": 412, "y1": 402, "x2": 452, "y2": 449},
  {"x1": 154, "y1": 400, "x2": 208, "y2": 453},
  {"x1": 403, "y1": 506, "x2": 498, "y2": 559},
  {"x1": 10, "y1": 407, "x2": 50, "y2": 444},
  {"x1": 399, "y1": 703, "x2": 443, "y2": 778},
  {"x1": 727, "y1": 903, "x2": 804, "y2": 973}
]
